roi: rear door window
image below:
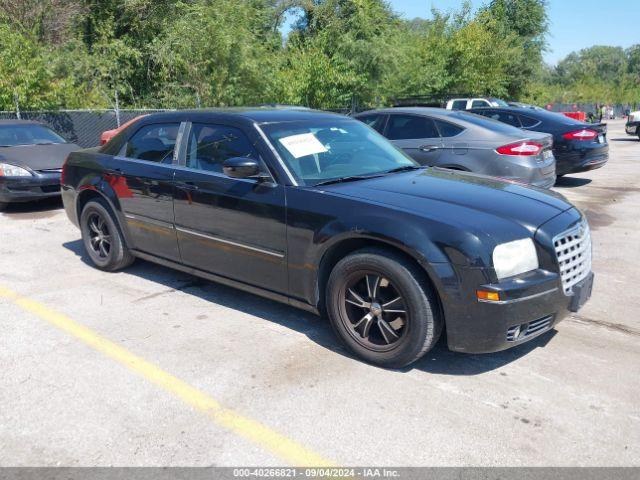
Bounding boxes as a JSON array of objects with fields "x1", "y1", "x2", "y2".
[
  {"x1": 124, "y1": 123, "x2": 180, "y2": 163},
  {"x1": 357, "y1": 114, "x2": 387, "y2": 133},
  {"x1": 434, "y1": 120, "x2": 464, "y2": 137},
  {"x1": 186, "y1": 124, "x2": 258, "y2": 174},
  {"x1": 387, "y1": 115, "x2": 439, "y2": 140}
]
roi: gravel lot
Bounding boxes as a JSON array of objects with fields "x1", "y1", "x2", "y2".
[{"x1": 1, "y1": 119, "x2": 638, "y2": 467}]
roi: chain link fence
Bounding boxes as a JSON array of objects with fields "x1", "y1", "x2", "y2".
[
  {"x1": 2, "y1": 100, "x2": 637, "y2": 150},
  {"x1": 548, "y1": 103, "x2": 639, "y2": 118},
  {"x1": 0, "y1": 109, "x2": 168, "y2": 148}
]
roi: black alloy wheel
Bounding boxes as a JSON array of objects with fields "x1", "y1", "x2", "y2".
[
  {"x1": 80, "y1": 198, "x2": 134, "y2": 271},
  {"x1": 326, "y1": 247, "x2": 442, "y2": 368},
  {"x1": 87, "y1": 212, "x2": 112, "y2": 260},
  {"x1": 342, "y1": 272, "x2": 408, "y2": 351}
]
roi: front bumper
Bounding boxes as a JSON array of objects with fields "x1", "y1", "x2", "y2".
[
  {"x1": 442, "y1": 267, "x2": 572, "y2": 353},
  {"x1": 0, "y1": 171, "x2": 61, "y2": 203},
  {"x1": 439, "y1": 207, "x2": 590, "y2": 354}
]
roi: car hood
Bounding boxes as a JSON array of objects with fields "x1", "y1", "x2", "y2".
[
  {"x1": 323, "y1": 168, "x2": 573, "y2": 234},
  {"x1": 0, "y1": 143, "x2": 81, "y2": 171}
]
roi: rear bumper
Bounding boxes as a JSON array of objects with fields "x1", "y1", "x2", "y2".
[
  {"x1": 489, "y1": 155, "x2": 556, "y2": 189},
  {"x1": 0, "y1": 172, "x2": 61, "y2": 203},
  {"x1": 555, "y1": 143, "x2": 609, "y2": 175}
]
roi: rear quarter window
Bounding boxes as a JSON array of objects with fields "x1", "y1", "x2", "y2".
[
  {"x1": 434, "y1": 120, "x2": 464, "y2": 137},
  {"x1": 519, "y1": 115, "x2": 542, "y2": 128}
]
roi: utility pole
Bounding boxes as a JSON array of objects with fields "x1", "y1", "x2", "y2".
[
  {"x1": 14, "y1": 92, "x2": 21, "y2": 120},
  {"x1": 114, "y1": 89, "x2": 121, "y2": 127}
]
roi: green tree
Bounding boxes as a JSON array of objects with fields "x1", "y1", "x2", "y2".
[{"x1": 479, "y1": 0, "x2": 548, "y2": 97}]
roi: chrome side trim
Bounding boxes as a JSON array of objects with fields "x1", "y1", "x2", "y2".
[
  {"x1": 253, "y1": 124, "x2": 298, "y2": 186},
  {"x1": 175, "y1": 226, "x2": 284, "y2": 258},
  {"x1": 477, "y1": 287, "x2": 558, "y2": 305},
  {"x1": 124, "y1": 213, "x2": 174, "y2": 230}
]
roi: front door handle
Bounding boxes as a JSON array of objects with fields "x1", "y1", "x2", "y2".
[
  {"x1": 176, "y1": 181, "x2": 199, "y2": 191},
  {"x1": 419, "y1": 145, "x2": 439, "y2": 152}
]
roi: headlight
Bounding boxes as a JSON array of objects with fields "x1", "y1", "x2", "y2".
[
  {"x1": 492, "y1": 238, "x2": 539, "y2": 280},
  {"x1": 0, "y1": 163, "x2": 33, "y2": 177}
]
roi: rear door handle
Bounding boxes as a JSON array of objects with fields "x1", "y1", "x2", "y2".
[
  {"x1": 419, "y1": 145, "x2": 439, "y2": 152},
  {"x1": 176, "y1": 181, "x2": 199, "y2": 191}
]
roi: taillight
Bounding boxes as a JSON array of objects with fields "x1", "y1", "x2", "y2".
[
  {"x1": 562, "y1": 129, "x2": 598, "y2": 141},
  {"x1": 496, "y1": 141, "x2": 543, "y2": 156}
]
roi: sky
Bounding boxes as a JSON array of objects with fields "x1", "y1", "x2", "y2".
[{"x1": 388, "y1": 0, "x2": 640, "y2": 65}]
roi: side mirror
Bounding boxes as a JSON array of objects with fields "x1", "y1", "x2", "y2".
[{"x1": 223, "y1": 157, "x2": 261, "y2": 179}]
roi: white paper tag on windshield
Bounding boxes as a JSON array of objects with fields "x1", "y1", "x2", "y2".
[{"x1": 278, "y1": 133, "x2": 328, "y2": 158}]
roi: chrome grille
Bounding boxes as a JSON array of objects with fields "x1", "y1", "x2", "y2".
[
  {"x1": 506, "y1": 316, "x2": 553, "y2": 342},
  {"x1": 553, "y1": 221, "x2": 592, "y2": 295}
]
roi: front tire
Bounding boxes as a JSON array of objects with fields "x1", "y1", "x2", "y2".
[
  {"x1": 326, "y1": 248, "x2": 442, "y2": 368},
  {"x1": 80, "y1": 199, "x2": 134, "y2": 271}
]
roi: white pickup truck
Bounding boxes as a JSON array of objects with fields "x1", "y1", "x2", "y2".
[{"x1": 446, "y1": 97, "x2": 510, "y2": 110}]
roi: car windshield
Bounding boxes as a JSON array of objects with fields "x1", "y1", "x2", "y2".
[
  {"x1": 261, "y1": 118, "x2": 418, "y2": 186},
  {"x1": 0, "y1": 124, "x2": 66, "y2": 147}
]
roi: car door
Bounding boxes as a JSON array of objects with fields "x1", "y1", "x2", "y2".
[
  {"x1": 384, "y1": 114, "x2": 443, "y2": 165},
  {"x1": 115, "y1": 121, "x2": 183, "y2": 261},
  {"x1": 172, "y1": 122, "x2": 287, "y2": 293}
]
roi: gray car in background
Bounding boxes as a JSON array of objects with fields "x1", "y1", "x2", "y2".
[{"x1": 355, "y1": 107, "x2": 556, "y2": 188}]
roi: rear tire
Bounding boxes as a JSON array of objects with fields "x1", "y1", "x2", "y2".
[
  {"x1": 80, "y1": 199, "x2": 134, "y2": 271},
  {"x1": 326, "y1": 247, "x2": 442, "y2": 368}
]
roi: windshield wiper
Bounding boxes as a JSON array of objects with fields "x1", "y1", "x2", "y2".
[
  {"x1": 313, "y1": 174, "x2": 386, "y2": 187},
  {"x1": 384, "y1": 165, "x2": 424, "y2": 174}
]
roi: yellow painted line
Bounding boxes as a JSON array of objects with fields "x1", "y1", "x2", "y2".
[{"x1": 0, "y1": 285, "x2": 335, "y2": 467}]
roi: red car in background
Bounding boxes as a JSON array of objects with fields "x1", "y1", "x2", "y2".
[{"x1": 100, "y1": 115, "x2": 147, "y2": 145}]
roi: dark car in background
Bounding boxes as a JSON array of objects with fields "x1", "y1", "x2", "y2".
[
  {"x1": 61, "y1": 109, "x2": 593, "y2": 367},
  {"x1": 626, "y1": 111, "x2": 640, "y2": 140},
  {"x1": 0, "y1": 120, "x2": 81, "y2": 210},
  {"x1": 355, "y1": 108, "x2": 556, "y2": 188},
  {"x1": 469, "y1": 106, "x2": 609, "y2": 176}
]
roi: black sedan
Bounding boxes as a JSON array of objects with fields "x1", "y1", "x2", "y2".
[
  {"x1": 469, "y1": 106, "x2": 609, "y2": 176},
  {"x1": 0, "y1": 120, "x2": 80, "y2": 210},
  {"x1": 61, "y1": 109, "x2": 594, "y2": 367}
]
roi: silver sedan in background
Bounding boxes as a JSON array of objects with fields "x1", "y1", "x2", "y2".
[{"x1": 355, "y1": 107, "x2": 556, "y2": 188}]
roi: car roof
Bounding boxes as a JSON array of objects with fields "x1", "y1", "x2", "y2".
[
  {"x1": 136, "y1": 108, "x2": 346, "y2": 125},
  {"x1": 357, "y1": 107, "x2": 468, "y2": 121},
  {"x1": 469, "y1": 106, "x2": 583, "y2": 125}
]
